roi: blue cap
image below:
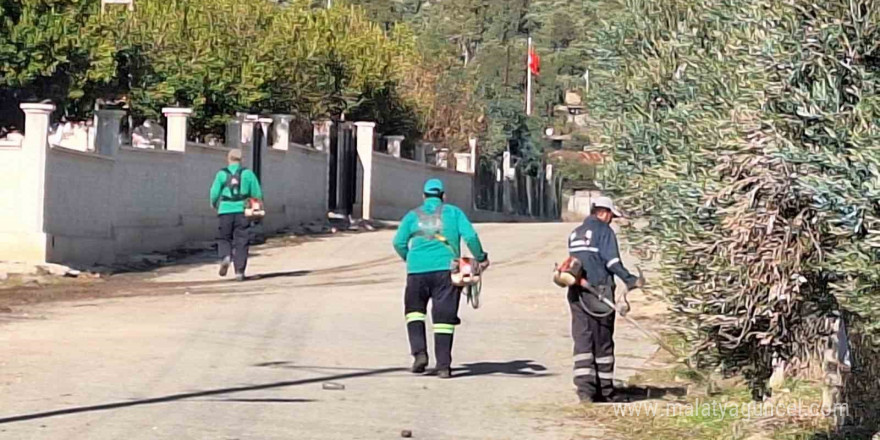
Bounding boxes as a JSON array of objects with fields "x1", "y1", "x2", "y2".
[{"x1": 423, "y1": 178, "x2": 445, "y2": 196}]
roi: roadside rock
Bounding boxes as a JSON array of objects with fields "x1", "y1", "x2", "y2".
[{"x1": 36, "y1": 263, "x2": 76, "y2": 277}]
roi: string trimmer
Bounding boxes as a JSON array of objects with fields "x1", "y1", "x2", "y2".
[{"x1": 554, "y1": 260, "x2": 714, "y2": 388}]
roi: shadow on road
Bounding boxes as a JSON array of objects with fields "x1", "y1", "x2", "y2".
[
  {"x1": 248, "y1": 270, "x2": 312, "y2": 280},
  {"x1": 196, "y1": 398, "x2": 317, "y2": 404},
  {"x1": 614, "y1": 385, "x2": 688, "y2": 402},
  {"x1": 454, "y1": 360, "x2": 550, "y2": 378},
  {"x1": 0, "y1": 367, "x2": 404, "y2": 425}
]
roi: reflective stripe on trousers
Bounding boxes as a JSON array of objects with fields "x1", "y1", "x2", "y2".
[
  {"x1": 406, "y1": 312, "x2": 426, "y2": 323},
  {"x1": 433, "y1": 323, "x2": 455, "y2": 334}
]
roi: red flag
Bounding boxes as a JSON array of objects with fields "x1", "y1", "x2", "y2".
[{"x1": 528, "y1": 47, "x2": 540, "y2": 76}]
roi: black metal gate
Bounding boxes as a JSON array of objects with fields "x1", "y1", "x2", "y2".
[
  {"x1": 252, "y1": 122, "x2": 264, "y2": 181},
  {"x1": 328, "y1": 122, "x2": 357, "y2": 216}
]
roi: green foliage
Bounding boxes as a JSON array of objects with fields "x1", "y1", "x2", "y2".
[
  {"x1": 0, "y1": 0, "x2": 419, "y2": 137},
  {"x1": 0, "y1": 0, "x2": 118, "y2": 125},
  {"x1": 111, "y1": 0, "x2": 416, "y2": 136},
  {"x1": 581, "y1": 0, "x2": 880, "y2": 400}
]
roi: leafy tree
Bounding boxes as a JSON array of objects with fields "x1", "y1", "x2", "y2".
[
  {"x1": 582, "y1": 0, "x2": 880, "y2": 410},
  {"x1": 0, "y1": 0, "x2": 118, "y2": 126},
  {"x1": 548, "y1": 11, "x2": 575, "y2": 50},
  {"x1": 111, "y1": 0, "x2": 415, "y2": 136}
]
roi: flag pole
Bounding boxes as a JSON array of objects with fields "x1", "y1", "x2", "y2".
[{"x1": 526, "y1": 36, "x2": 533, "y2": 116}]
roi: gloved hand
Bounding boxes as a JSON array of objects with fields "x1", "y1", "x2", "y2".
[
  {"x1": 634, "y1": 268, "x2": 647, "y2": 288},
  {"x1": 479, "y1": 254, "x2": 490, "y2": 271},
  {"x1": 616, "y1": 291, "x2": 632, "y2": 317}
]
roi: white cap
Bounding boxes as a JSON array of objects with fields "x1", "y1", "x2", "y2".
[{"x1": 592, "y1": 196, "x2": 623, "y2": 218}]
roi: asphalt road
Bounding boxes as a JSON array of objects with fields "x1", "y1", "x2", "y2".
[{"x1": 0, "y1": 222, "x2": 658, "y2": 439}]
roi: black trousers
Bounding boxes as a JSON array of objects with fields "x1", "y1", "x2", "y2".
[
  {"x1": 404, "y1": 271, "x2": 462, "y2": 369},
  {"x1": 217, "y1": 213, "x2": 250, "y2": 274},
  {"x1": 569, "y1": 294, "x2": 616, "y2": 399}
]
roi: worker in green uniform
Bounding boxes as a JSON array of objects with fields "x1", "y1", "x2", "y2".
[
  {"x1": 209, "y1": 149, "x2": 263, "y2": 281},
  {"x1": 392, "y1": 179, "x2": 489, "y2": 378}
]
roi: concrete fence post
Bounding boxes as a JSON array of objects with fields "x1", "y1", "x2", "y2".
[
  {"x1": 546, "y1": 164, "x2": 556, "y2": 219},
  {"x1": 240, "y1": 114, "x2": 259, "y2": 166},
  {"x1": 15, "y1": 103, "x2": 55, "y2": 262},
  {"x1": 312, "y1": 119, "x2": 333, "y2": 152},
  {"x1": 240, "y1": 114, "x2": 257, "y2": 145},
  {"x1": 162, "y1": 107, "x2": 192, "y2": 152},
  {"x1": 354, "y1": 121, "x2": 376, "y2": 220},
  {"x1": 502, "y1": 151, "x2": 514, "y2": 214},
  {"x1": 454, "y1": 153, "x2": 472, "y2": 173},
  {"x1": 95, "y1": 109, "x2": 126, "y2": 157},
  {"x1": 468, "y1": 136, "x2": 478, "y2": 173},
  {"x1": 385, "y1": 135, "x2": 404, "y2": 158},
  {"x1": 271, "y1": 114, "x2": 292, "y2": 150},
  {"x1": 494, "y1": 165, "x2": 502, "y2": 212}
]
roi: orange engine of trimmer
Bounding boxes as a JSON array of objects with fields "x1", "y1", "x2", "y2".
[
  {"x1": 552, "y1": 256, "x2": 583, "y2": 288},
  {"x1": 451, "y1": 258, "x2": 482, "y2": 287}
]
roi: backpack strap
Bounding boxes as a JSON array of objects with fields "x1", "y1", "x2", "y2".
[
  {"x1": 219, "y1": 167, "x2": 248, "y2": 202},
  {"x1": 413, "y1": 203, "x2": 444, "y2": 240}
]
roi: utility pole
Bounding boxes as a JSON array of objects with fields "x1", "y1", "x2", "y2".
[{"x1": 526, "y1": 37, "x2": 533, "y2": 116}]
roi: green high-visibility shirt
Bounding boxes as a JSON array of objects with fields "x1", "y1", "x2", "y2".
[
  {"x1": 392, "y1": 197, "x2": 487, "y2": 274},
  {"x1": 209, "y1": 163, "x2": 263, "y2": 215}
]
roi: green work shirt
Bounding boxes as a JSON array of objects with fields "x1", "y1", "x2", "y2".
[
  {"x1": 392, "y1": 198, "x2": 487, "y2": 274},
  {"x1": 209, "y1": 163, "x2": 264, "y2": 215}
]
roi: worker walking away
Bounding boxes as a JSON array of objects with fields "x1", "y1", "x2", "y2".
[
  {"x1": 567, "y1": 196, "x2": 644, "y2": 403},
  {"x1": 393, "y1": 179, "x2": 490, "y2": 379},
  {"x1": 210, "y1": 149, "x2": 263, "y2": 281}
]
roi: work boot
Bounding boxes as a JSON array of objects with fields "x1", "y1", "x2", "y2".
[
  {"x1": 437, "y1": 367, "x2": 452, "y2": 379},
  {"x1": 235, "y1": 273, "x2": 246, "y2": 282},
  {"x1": 577, "y1": 393, "x2": 597, "y2": 404},
  {"x1": 578, "y1": 391, "x2": 608, "y2": 404},
  {"x1": 219, "y1": 256, "x2": 231, "y2": 277},
  {"x1": 411, "y1": 352, "x2": 429, "y2": 374}
]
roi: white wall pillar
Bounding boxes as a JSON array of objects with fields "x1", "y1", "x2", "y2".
[
  {"x1": 16, "y1": 103, "x2": 55, "y2": 262},
  {"x1": 241, "y1": 114, "x2": 258, "y2": 145},
  {"x1": 454, "y1": 153, "x2": 472, "y2": 173},
  {"x1": 95, "y1": 109, "x2": 126, "y2": 156},
  {"x1": 354, "y1": 121, "x2": 376, "y2": 220},
  {"x1": 436, "y1": 148, "x2": 449, "y2": 168},
  {"x1": 313, "y1": 119, "x2": 333, "y2": 152},
  {"x1": 503, "y1": 151, "x2": 513, "y2": 179},
  {"x1": 271, "y1": 114, "x2": 292, "y2": 150},
  {"x1": 468, "y1": 136, "x2": 478, "y2": 173},
  {"x1": 502, "y1": 151, "x2": 515, "y2": 214},
  {"x1": 385, "y1": 135, "x2": 404, "y2": 158},
  {"x1": 162, "y1": 107, "x2": 192, "y2": 152},
  {"x1": 240, "y1": 114, "x2": 259, "y2": 166}
]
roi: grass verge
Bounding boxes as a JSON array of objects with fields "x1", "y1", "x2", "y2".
[{"x1": 561, "y1": 334, "x2": 836, "y2": 440}]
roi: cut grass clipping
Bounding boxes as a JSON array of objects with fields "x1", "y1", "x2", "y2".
[{"x1": 568, "y1": 365, "x2": 833, "y2": 440}]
